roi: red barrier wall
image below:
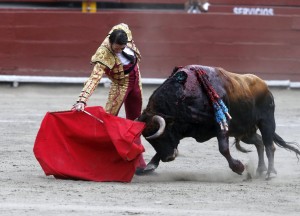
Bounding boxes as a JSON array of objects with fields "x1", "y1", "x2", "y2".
[
  {"x1": 7, "y1": 0, "x2": 300, "y2": 6},
  {"x1": 209, "y1": 0, "x2": 300, "y2": 6},
  {"x1": 0, "y1": 10, "x2": 300, "y2": 81}
]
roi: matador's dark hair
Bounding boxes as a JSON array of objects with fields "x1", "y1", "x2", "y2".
[{"x1": 109, "y1": 29, "x2": 128, "y2": 45}]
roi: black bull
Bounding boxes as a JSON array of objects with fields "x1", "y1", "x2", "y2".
[{"x1": 138, "y1": 65, "x2": 300, "y2": 178}]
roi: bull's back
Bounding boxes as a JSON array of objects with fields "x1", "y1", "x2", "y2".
[
  {"x1": 216, "y1": 68, "x2": 274, "y2": 135},
  {"x1": 217, "y1": 68, "x2": 269, "y2": 103}
]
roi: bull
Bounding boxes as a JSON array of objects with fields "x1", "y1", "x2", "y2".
[{"x1": 138, "y1": 65, "x2": 300, "y2": 179}]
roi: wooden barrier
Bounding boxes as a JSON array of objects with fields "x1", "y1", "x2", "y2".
[
  {"x1": 0, "y1": 9, "x2": 300, "y2": 81},
  {"x1": 5, "y1": 1, "x2": 299, "y2": 16},
  {"x1": 6, "y1": 0, "x2": 300, "y2": 6},
  {"x1": 119, "y1": 0, "x2": 185, "y2": 3},
  {"x1": 4, "y1": 0, "x2": 185, "y2": 3},
  {"x1": 209, "y1": 0, "x2": 300, "y2": 7}
]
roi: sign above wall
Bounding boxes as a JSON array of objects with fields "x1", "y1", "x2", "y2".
[{"x1": 233, "y1": 7, "x2": 274, "y2": 16}]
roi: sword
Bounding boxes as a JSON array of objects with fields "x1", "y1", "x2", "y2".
[{"x1": 83, "y1": 110, "x2": 104, "y2": 124}]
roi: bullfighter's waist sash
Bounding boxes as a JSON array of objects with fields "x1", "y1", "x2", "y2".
[{"x1": 123, "y1": 60, "x2": 137, "y2": 75}]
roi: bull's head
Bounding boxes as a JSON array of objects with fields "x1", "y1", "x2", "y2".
[
  {"x1": 139, "y1": 66, "x2": 216, "y2": 162},
  {"x1": 138, "y1": 112, "x2": 179, "y2": 162}
]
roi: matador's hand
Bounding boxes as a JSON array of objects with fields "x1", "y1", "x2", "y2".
[{"x1": 72, "y1": 102, "x2": 85, "y2": 111}]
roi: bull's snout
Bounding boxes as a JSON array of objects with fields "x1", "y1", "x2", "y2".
[
  {"x1": 162, "y1": 149, "x2": 178, "y2": 162},
  {"x1": 164, "y1": 155, "x2": 175, "y2": 162}
]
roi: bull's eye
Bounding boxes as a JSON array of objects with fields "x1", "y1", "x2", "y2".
[{"x1": 174, "y1": 71, "x2": 187, "y2": 84}]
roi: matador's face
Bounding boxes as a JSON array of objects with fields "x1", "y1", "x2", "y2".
[{"x1": 111, "y1": 43, "x2": 126, "y2": 54}]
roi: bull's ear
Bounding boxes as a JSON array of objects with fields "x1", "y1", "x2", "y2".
[{"x1": 170, "y1": 66, "x2": 183, "y2": 77}]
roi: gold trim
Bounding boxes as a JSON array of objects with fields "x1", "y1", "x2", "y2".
[{"x1": 91, "y1": 46, "x2": 115, "y2": 69}]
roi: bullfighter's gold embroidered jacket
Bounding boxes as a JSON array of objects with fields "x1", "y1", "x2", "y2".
[{"x1": 77, "y1": 23, "x2": 142, "y2": 109}]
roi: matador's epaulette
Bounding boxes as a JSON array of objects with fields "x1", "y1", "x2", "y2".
[{"x1": 91, "y1": 46, "x2": 115, "y2": 69}]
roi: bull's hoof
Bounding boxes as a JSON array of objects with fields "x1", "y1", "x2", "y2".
[
  {"x1": 231, "y1": 160, "x2": 245, "y2": 175},
  {"x1": 265, "y1": 172, "x2": 277, "y2": 180},
  {"x1": 256, "y1": 164, "x2": 268, "y2": 177},
  {"x1": 145, "y1": 162, "x2": 158, "y2": 172},
  {"x1": 265, "y1": 168, "x2": 277, "y2": 180},
  {"x1": 243, "y1": 172, "x2": 252, "y2": 182},
  {"x1": 134, "y1": 167, "x2": 145, "y2": 175},
  {"x1": 135, "y1": 167, "x2": 145, "y2": 175},
  {"x1": 134, "y1": 166, "x2": 156, "y2": 176}
]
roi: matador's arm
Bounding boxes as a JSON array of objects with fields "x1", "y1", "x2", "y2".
[{"x1": 77, "y1": 63, "x2": 105, "y2": 104}]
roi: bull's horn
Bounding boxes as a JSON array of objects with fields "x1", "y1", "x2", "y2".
[{"x1": 145, "y1": 115, "x2": 166, "y2": 139}]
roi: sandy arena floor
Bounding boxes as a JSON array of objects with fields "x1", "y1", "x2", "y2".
[{"x1": 0, "y1": 83, "x2": 300, "y2": 216}]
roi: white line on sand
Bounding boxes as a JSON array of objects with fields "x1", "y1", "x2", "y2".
[{"x1": 0, "y1": 202, "x2": 253, "y2": 215}]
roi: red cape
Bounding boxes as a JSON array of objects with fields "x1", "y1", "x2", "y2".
[{"x1": 33, "y1": 106, "x2": 145, "y2": 182}]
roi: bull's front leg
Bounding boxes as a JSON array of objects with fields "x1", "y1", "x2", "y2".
[
  {"x1": 217, "y1": 131, "x2": 244, "y2": 175},
  {"x1": 145, "y1": 153, "x2": 160, "y2": 172}
]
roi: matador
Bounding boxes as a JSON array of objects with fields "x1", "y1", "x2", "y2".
[{"x1": 73, "y1": 23, "x2": 146, "y2": 172}]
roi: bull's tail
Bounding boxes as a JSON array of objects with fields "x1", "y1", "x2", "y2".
[
  {"x1": 273, "y1": 133, "x2": 300, "y2": 159},
  {"x1": 233, "y1": 138, "x2": 251, "y2": 153}
]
